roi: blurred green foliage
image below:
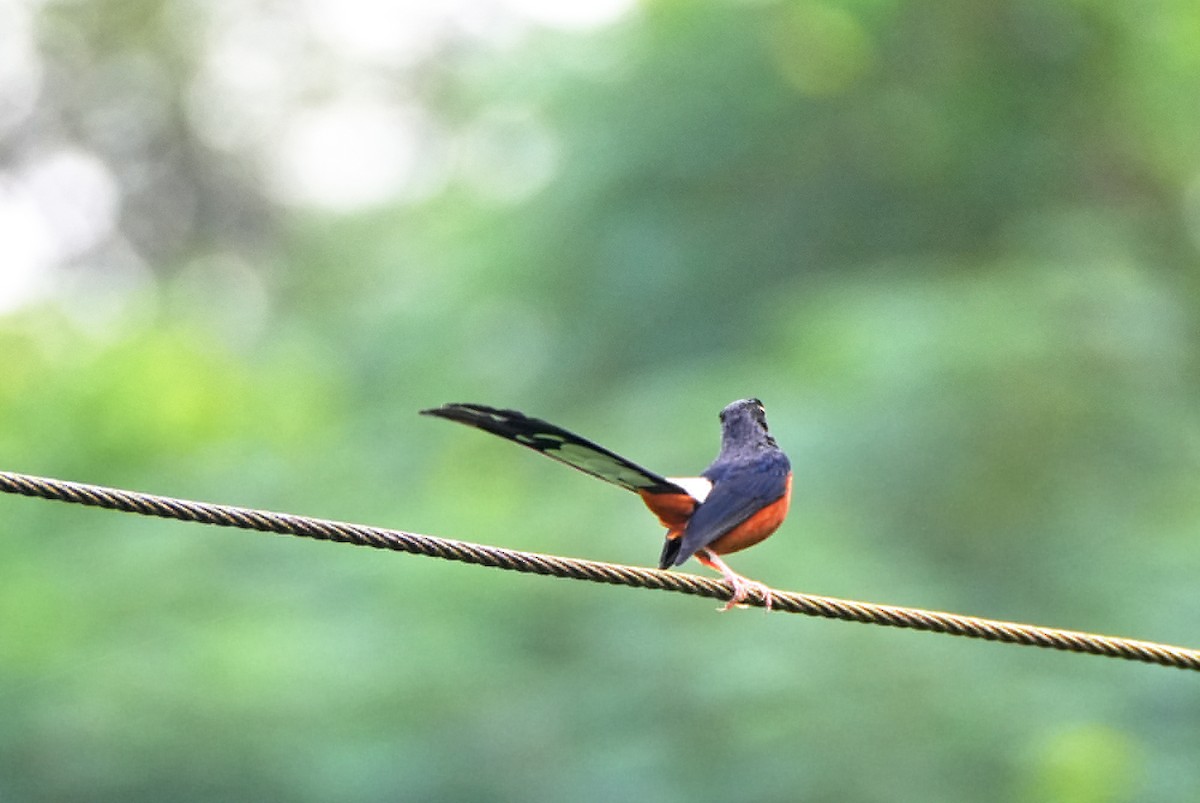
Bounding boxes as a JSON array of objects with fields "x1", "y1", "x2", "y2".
[{"x1": 2, "y1": 0, "x2": 1200, "y2": 800}]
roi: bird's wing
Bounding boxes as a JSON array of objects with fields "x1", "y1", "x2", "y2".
[{"x1": 664, "y1": 459, "x2": 789, "y2": 567}]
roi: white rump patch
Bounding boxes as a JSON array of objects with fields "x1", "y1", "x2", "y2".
[{"x1": 668, "y1": 476, "x2": 712, "y2": 503}]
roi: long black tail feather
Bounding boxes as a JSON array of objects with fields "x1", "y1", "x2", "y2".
[{"x1": 421, "y1": 403, "x2": 686, "y2": 496}]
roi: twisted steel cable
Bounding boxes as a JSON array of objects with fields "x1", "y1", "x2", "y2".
[{"x1": 2, "y1": 469, "x2": 1198, "y2": 672}]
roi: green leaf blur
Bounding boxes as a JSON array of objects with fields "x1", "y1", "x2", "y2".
[{"x1": 1, "y1": 1, "x2": 1198, "y2": 801}]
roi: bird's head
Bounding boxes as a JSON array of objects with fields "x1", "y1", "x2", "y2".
[{"x1": 718, "y1": 398, "x2": 776, "y2": 450}]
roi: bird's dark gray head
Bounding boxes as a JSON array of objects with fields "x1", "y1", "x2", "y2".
[{"x1": 718, "y1": 398, "x2": 776, "y2": 451}]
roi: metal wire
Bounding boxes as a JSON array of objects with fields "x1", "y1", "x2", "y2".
[{"x1": 2, "y1": 468, "x2": 1198, "y2": 672}]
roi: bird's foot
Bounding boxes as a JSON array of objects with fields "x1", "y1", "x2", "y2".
[
  {"x1": 697, "y1": 549, "x2": 773, "y2": 612},
  {"x1": 720, "y1": 575, "x2": 773, "y2": 612}
]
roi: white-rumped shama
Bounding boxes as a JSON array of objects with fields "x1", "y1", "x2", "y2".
[{"x1": 421, "y1": 398, "x2": 791, "y2": 610}]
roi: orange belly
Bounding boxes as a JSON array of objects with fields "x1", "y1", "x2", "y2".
[
  {"x1": 706, "y1": 474, "x2": 792, "y2": 555},
  {"x1": 638, "y1": 490, "x2": 697, "y2": 538}
]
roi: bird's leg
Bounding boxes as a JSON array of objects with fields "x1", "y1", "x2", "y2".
[{"x1": 696, "y1": 549, "x2": 773, "y2": 612}]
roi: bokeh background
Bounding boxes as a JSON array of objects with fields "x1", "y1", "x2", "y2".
[{"x1": 2, "y1": 0, "x2": 1199, "y2": 800}]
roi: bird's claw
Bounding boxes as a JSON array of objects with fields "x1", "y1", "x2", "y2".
[{"x1": 718, "y1": 575, "x2": 773, "y2": 612}]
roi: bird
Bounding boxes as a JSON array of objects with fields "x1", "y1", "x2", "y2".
[{"x1": 420, "y1": 398, "x2": 791, "y2": 610}]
